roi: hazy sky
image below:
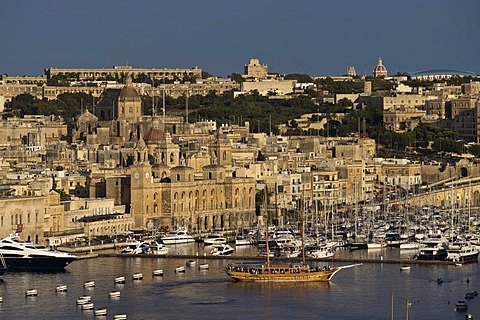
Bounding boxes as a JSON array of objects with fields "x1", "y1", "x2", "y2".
[{"x1": 1, "y1": 0, "x2": 479, "y2": 77}]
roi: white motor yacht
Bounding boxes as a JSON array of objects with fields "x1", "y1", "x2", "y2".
[
  {"x1": 203, "y1": 233, "x2": 227, "y2": 245},
  {"x1": 210, "y1": 244, "x2": 234, "y2": 256},
  {"x1": 0, "y1": 233, "x2": 76, "y2": 271},
  {"x1": 161, "y1": 230, "x2": 195, "y2": 245},
  {"x1": 446, "y1": 238, "x2": 479, "y2": 264}
]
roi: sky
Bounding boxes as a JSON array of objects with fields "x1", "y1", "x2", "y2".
[{"x1": 1, "y1": 0, "x2": 479, "y2": 77}]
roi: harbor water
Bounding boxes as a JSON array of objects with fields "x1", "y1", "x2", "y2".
[{"x1": 0, "y1": 245, "x2": 478, "y2": 320}]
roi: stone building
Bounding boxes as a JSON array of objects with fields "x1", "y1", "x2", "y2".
[
  {"x1": 244, "y1": 58, "x2": 268, "y2": 79},
  {"x1": 129, "y1": 137, "x2": 256, "y2": 233}
]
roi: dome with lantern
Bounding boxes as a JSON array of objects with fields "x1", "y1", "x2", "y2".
[{"x1": 373, "y1": 58, "x2": 388, "y2": 78}]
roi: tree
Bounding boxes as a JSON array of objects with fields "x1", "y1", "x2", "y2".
[
  {"x1": 467, "y1": 144, "x2": 480, "y2": 157},
  {"x1": 201, "y1": 71, "x2": 214, "y2": 79},
  {"x1": 228, "y1": 73, "x2": 244, "y2": 83},
  {"x1": 284, "y1": 73, "x2": 314, "y2": 83}
]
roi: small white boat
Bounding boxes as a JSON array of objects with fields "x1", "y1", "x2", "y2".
[
  {"x1": 152, "y1": 269, "x2": 164, "y2": 276},
  {"x1": 132, "y1": 273, "x2": 143, "y2": 280},
  {"x1": 455, "y1": 300, "x2": 468, "y2": 311},
  {"x1": 109, "y1": 291, "x2": 121, "y2": 298},
  {"x1": 186, "y1": 260, "x2": 196, "y2": 266},
  {"x1": 0, "y1": 297, "x2": 3, "y2": 303},
  {"x1": 113, "y1": 314, "x2": 127, "y2": 320},
  {"x1": 83, "y1": 280, "x2": 95, "y2": 288},
  {"x1": 55, "y1": 284, "x2": 67, "y2": 292},
  {"x1": 199, "y1": 264, "x2": 209, "y2": 270},
  {"x1": 210, "y1": 244, "x2": 234, "y2": 256},
  {"x1": 25, "y1": 289, "x2": 38, "y2": 296},
  {"x1": 81, "y1": 302, "x2": 94, "y2": 310},
  {"x1": 114, "y1": 276, "x2": 126, "y2": 284},
  {"x1": 175, "y1": 266, "x2": 185, "y2": 273},
  {"x1": 76, "y1": 296, "x2": 92, "y2": 305},
  {"x1": 400, "y1": 265, "x2": 411, "y2": 271},
  {"x1": 94, "y1": 308, "x2": 107, "y2": 316}
]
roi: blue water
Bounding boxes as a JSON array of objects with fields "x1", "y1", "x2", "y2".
[{"x1": 0, "y1": 246, "x2": 478, "y2": 320}]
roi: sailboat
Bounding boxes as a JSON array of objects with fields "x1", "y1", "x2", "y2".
[{"x1": 225, "y1": 191, "x2": 360, "y2": 282}]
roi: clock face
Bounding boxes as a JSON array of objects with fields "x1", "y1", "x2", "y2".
[
  {"x1": 133, "y1": 171, "x2": 140, "y2": 180},
  {"x1": 145, "y1": 172, "x2": 150, "y2": 179}
]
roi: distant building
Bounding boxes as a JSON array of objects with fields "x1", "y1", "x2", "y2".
[
  {"x1": 373, "y1": 58, "x2": 388, "y2": 78},
  {"x1": 244, "y1": 58, "x2": 268, "y2": 79},
  {"x1": 347, "y1": 66, "x2": 356, "y2": 77}
]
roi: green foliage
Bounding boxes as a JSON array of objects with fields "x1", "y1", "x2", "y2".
[
  {"x1": 315, "y1": 77, "x2": 364, "y2": 94},
  {"x1": 467, "y1": 144, "x2": 480, "y2": 157},
  {"x1": 228, "y1": 73, "x2": 244, "y2": 83},
  {"x1": 284, "y1": 73, "x2": 314, "y2": 83},
  {"x1": 431, "y1": 138, "x2": 463, "y2": 154},
  {"x1": 201, "y1": 71, "x2": 214, "y2": 79},
  {"x1": 6, "y1": 92, "x2": 94, "y2": 119}
]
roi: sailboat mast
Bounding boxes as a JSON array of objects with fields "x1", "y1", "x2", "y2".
[
  {"x1": 301, "y1": 196, "x2": 306, "y2": 265},
  {"x1": 264, "y1": 188, "x2": 270, "y2": 267}
]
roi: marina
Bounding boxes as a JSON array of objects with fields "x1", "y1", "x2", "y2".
[{"x1": 0, "y1": 246, "x2": 478, "y2": 319}]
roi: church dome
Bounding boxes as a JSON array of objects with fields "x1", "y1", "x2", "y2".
[
  {"x1": 144, "y1": 127, "x2": 165, "y2": 142},
  {"x1": 119, "y1": 75, "x2": 141, "y2": 101},
  {"x1": 373, "y1": 58, "x2": 388, "y2": 77}
]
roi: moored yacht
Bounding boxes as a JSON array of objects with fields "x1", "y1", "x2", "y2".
[
  {"x1": 202, "y1": 232, "x2": 227, "y2": 246},
  {"x1": 416, "y1": 234, "x2": 448, "y2": 261},
  {"x1": 161, "y1": 230, "x2": 195, "y2": 245},
  {"x1": 446, "y1": 238, "x2": 479, "y2": 264},
  {"x1": 0, "y1": 233, "x2": 76, "y2": 271}
]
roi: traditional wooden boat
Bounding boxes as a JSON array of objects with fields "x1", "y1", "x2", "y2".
[{"x1": 225, "y1": 189, "x2": 360, "y2": 282}]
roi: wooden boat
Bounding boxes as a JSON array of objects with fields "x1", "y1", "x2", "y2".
[
  {"x1": 25, "y1": 289, "x2": 38, "y2": 296},
  {"x1": 153, "y1": 269, "x2": 164, "y2": 276},
  {"x1": 132, "y1": 273, "x2": 143, "y2": 280},
  {"x1": 114, "y1": 276, "x2": 125, "y2": 284},
  {"x1": 225, "y1": 189, "x2": 360, "y2": 282},
  {"x1": 55, "y1": 284, "x2": 67, "y2": 292},
  {"x1": 94, "y1": 308, "x2": 107, "y2": 316}
]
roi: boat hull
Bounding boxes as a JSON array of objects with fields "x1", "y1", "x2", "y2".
[
  {"x1": 447, "y1": 252, "x2": 479, "y2": 264},
  {"x1": 226, "y1": 263, "x2": 341, "y2": 282},
  {"x1": 162, "y1": 238, "x2": 195, "y2": 245},
  {"x1": 3, "y1": 256, "x2": 76, "y2": 271},
  {"x1": 226, "y1": 269, "x2": 339, "y2": 282}
]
